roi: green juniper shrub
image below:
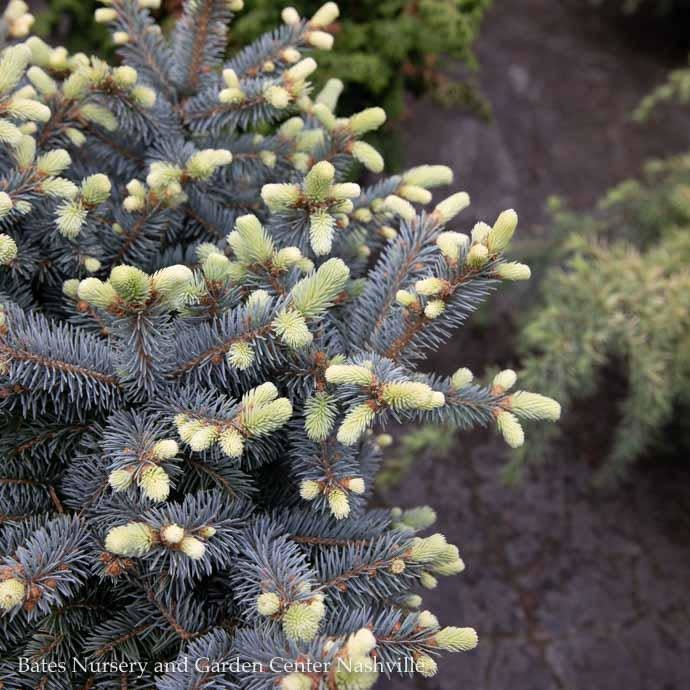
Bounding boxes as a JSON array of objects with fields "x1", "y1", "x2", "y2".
[{"x1": 512, "y1": 155, "x2": 690, "y2": 484}]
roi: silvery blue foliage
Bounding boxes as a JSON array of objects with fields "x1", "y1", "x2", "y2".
[{"x1": 0, "y1": 1, "x2": 558, "y2": 687}]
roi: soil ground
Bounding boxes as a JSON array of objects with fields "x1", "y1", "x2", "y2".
[{"x1": 380, "y1": 1, "x2": 690, "y2": 689}]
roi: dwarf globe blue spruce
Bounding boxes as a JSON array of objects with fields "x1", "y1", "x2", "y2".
[{"x1": 0, "y1": 1, "x2": 559, "y2": 687}]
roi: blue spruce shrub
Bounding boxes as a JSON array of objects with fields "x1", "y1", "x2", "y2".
[{"x1": 0, "y1": 1, "x2": 558, "y2": 686}]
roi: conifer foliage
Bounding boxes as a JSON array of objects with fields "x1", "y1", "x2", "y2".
[{"x1": 0, "y1": 1, "x2": 558, "y2": 686}]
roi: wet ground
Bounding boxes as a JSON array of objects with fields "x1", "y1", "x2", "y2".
[
  {"x1": 380, "y1": 437, "x2": 690, "y2": 690},
  {"x1": 380, "y1": 1, "x2": 690, "y2": 689},
  {"x1": 398, "y1": 0, "x2": 690, "y2": 230}
]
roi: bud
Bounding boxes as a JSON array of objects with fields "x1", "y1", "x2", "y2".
[
  {"x1": 152, "y1": 439, "x2": 179, "y2": 460},
  {"x1": 309, "y1": 210, "x2": 335, "y2": 256},
  {"x1": 304, "y1": 161, "x2": 335, "y2": 202},
  {"x1": 451, "y1": 367, "x2": 473, "y2": 389},
  {"x1": 495, "y1": 410, "x2": 524, "y2": 448},
  {"x1": 306, "y1": 30, "x2": 334, "y2": 50},
  {"x1": 227, "y1": 341, "x2": 255, "y2": 370},
  {"x1": 492, "y1": 369, "x2": 517, "y2": 391},
  {"x1": 395, "y1": 506, "x2": 437, "y2": 531},
  {"x1": 509, "y1": 392, "x2": 561, "y2": 421},
  {"x1": 281, "y1": 7, "x2": 301, "y2": 24},
  {"x1": 417, "y1": 610, "x2": 439, "y2": 629},
  {"x1": 433, "y1": 192, "x2": 470, "y2": 223},
  {"x1": 285, "y1": 58, "x2": 317, "y2": 83},
  {"x1": 186, "y1": 149, "x2": 233, "y2": 180},
  {"x1": 257, "y1": 591, "x2": 281, "y2": 616},
  {"x1": 471, "y1": 221, "x2": 491, "y2": 245},
  {"x1": 282, "y1": 601, "x2": 323, "y2": 641},
  {"x1": 348, "y1": 107, "x2": 386, "y2": 135},
  {"x1": 465, "y1": 243, "x2": 489, "y2": 268},
  {"x1": 352, "y1": 141, "x2": 384, "y2": 173},
  {"x1": 336, "y1": 403, "x2": 376, "y2": 445},
  {"x1": 487, "y1": 209, "x2": 518, "y2": 252},
  {"x1": 160, "y1": 523, "x2": 185, "y2": 545},
  {"x1": 259, "y1": 150, "x2": 277, "y2": 167},
  {"x1": 189, "y1": 425, "x2": 219, "y2": 452},
  {"x1": 325, "y1": 363, "x2": 373, "y2": 386},
  {"x1": 403, "y1": 165, "x2": 453, "y2": 188},
  {"x1": 304, "y1": 392, "x2": 336, "y2": 441},
  {"x1": 434, "y1": 626, "x2": 479, "y2": 652},
  {"x1": 84, "y1": 257, "x2": 102, "y2": 273},
  {"x1": 180, "y1": 536, "x2": 206, "y2": 560},
  {"x1": 26, "y1": 66, "x2": 57, "y2": 96},
  {"x1": 264, "y1": 85, "x2": 291, "y2": 108},
  {"x1": 274, "y1": 247, "x2": 302, "y2": 268},
  {"x1": 105, "y1": 522, "x2": 154, "y2": 557},
  {"x1": 108, "y1": 468, "x2": 134, "y2": 492},
  {"x1": 404, "y1": 594, "x2": 423, "y2": 608},
  {"x1": 138, "y1": 465, "x2": 170, "y2": 502},
  {"x1": 113, "y1": 31, "x2": 130, "y2": 45},
  {"x1": 395, "y1": 289, "x2": 417, "y2": 307},
  {"x1": 41, "y1": 177, "x2": 78, "y2": 199},
  {"x1": 219, "y1": 428, "x2": 244, "y2": 458},
  {"x1": 78, "y1": 278, "x2": 117, "y2": 309},
  {"x1": 146, "y1": 162, "x2": 182, "y2": 191},
  {"x1": 110, "y1": 265, "x2": 151, "y2": 304},
  {"x1": 408, "y1": 534, "x2": 448, "y2": 563},
  {"x1": 415, "y1": 277, "x2": 444, "y2": 296},
  {"x1": 420, "y1": 572, "x2": 438, "y2": 589},
  {"x1": 261, "y1": 183, "x2": 301, "y2": 211},
  {"x1": 94, "y1": 7, "x2": 117, "y2": 22},
  {"x1": 0, "y1": 234, "x2": 18, "y2": 265},
  {"x1": 281, "y1": 674, "x2": 311, "y2": 690},
  {"x1": 36, "y1": 149, "x2": 71, "y2": 176},
  {"x1": 415, "y1": 655, "x2": 438, "y2": 678},
  {"x1": 436, "y1": 231, "x2": 469, "y2": 260},
  {"x1": 62, "y1": 279, "x2": 80, "y2": 299},
  {"x1": 310, "y1": 2, "x2": 339, "y2": 26},
  {"x1": 65, "y1": 128, "x2": 86, "y2": 147},
  {"x1": 346, "y1": 628, "x2": 377, "y2": 657},
  {"x1": 390, "y1": 558, "x2": 406, "y2": 574},
  {"x1": 0, "y1": 578, "x2": 26, "y2": 611},
  {"x1": 315, "y1": 77, "x2": 343, "y2": 111},
  {"x1": 347, "y1": 477, "x2": 365, "y2": 494},
  {"x1": 281, "y1": 47, "x2": 301, "y2": 63},
  {"x1": 299, "y1": 479, "x2": 321, "y2": 501},
  {"x1": 273, "y1": 309, "x2": 313, "y2": 348},
  {"x1": 81, "y1": 174, "x2": 111, "y2": 205},
  {"x1": 6, "y1": 98, "x2": 51, "y2": 123},
  {"x1": 330, "y1": 182, "x2": 361, "y2": 200},
  {"x1": 312, "y1": 102, "x2": 337, "y2": 129},
  {"x1": 399, "y1": 184, "x2": 432, "y2": 205},
  {"x1": 113, "y1": 65, "x2": 138, "y2": 88},
  {"x1": 424, "y1": 299, "x2": 445, "y2": 319},
  {"x1": 382, "y1": 381, "x2": 444, "y2": 411},
  {"x1": 495, "y1": 261, "x2": 531, "y2": 281},
  {"x1": 278, "y1": 117, "x2": 304, "y2": 140},
  {"x1": 0, "y1": 193, "x2": 14, "y2": 219},
  {"x1": 219, "y1": 87, "x2": 245, "y2": 104},
  {"x1": 328, "y1": 488, "x2": 350, "y2": 519},
  {"x1": 151, "y1": 265, "x2": 194, "y2": 302},
  {"x1": 430, "y1": 557, "x2": 466, "y2": 576},
  {"x1": 56, "y1": 201, "x2": 87, "y2": 239}
]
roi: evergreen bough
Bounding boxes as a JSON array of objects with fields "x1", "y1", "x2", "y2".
[{"x1": 0, "y1": 1, "x2": 558, "y2": 686}]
